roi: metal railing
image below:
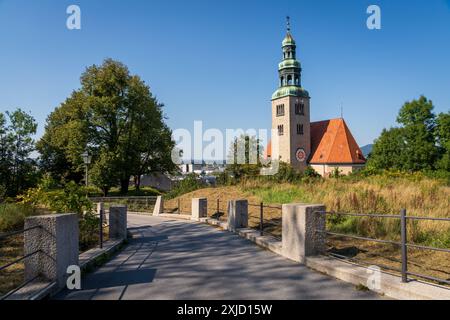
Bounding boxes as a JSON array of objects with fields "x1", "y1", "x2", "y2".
[
  {"x1": 0, "y1": 225, "x2": 42, "y2": 300},
  {"x1": 248, "y1": 203, "x2": 282, "y2": 241},
  {"x1": 89, "y1": 196, "x2": 157, "y2": 213},
  {"x1": 93, "y1": 207, "x2": 108, "y2": 249},
  {"x1": 315, "y1": 209, "x2": 450, "y2": 285}
]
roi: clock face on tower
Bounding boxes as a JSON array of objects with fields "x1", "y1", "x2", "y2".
[{"x1": 295, "y1": 148, "x2": 307, "y2": 162}]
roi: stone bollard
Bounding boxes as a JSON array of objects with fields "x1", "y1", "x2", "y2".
[
  {"x1": 24, "y1": 213, "x2": 79, "y2": 290},
  {"x1": 227, "y1": 200, "x2": 248, "y2": 232},
  {"x1": 282, "y1": 204, "x2": 326, "y2": 263},
  {"x1": 109, "y1": 205, "x2": 128, "y2": 240},
  {"x1": 153, "y1": 196, "x2": 164, "y2": 216},
  {"x1": 191, "y1": 198, "x2": 207, "y2": 220}
]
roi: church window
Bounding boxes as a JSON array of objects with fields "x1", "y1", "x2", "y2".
[
  {"x1": 297, "y1": 124, "x2": 304, "y2": 135},
  {"x1": 276, "y1": 104, "x2": 285, "y2": 116},
  {"x1": 295, "y1": 103, "x2": 305, "y2": 115},
  {"x1": 287, "y1": 75, "x2": 292, "y2": 85},
  {"x1": 278, "y1": 125, "x2": 284, "y2": 136}
]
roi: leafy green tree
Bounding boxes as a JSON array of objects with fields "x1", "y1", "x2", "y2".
[
  {"x1": 0, "y1": 109, "x2": 38, "y2": 196},
  {"x1": 435, "y1": 111, "x2": 450, "y2": 171},
  {"x1": 368, "y1": 96, "x2": 440, "y2": 171},
  {"x1": 368, "y1": 128, "x2": 405, "y2": 170},
  {"x1": 226, "y1": 134, "x2": 264, "y2": 180},
  {"x1": 37, "y1": 59, "x2": 176, "y2": 194},
  {"x1": 396, "y1": 96, "x2": 438, "y2": 171}
]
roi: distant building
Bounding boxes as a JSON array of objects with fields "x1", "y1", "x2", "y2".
[
  {"x1": 179, "y1": 161, "x2": 203, "y2": 174},
  {"x1": 267, "y1": 18, "x2": 366, "y2": 177}
]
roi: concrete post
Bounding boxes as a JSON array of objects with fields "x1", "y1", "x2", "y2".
[
  {"x1": 24, "y1": 213, "x2": 79, "y2": 289},
  {"x1": 109, "y1": 205, "x2": 127, "y2": 240},
  {"x1": 227, "y1": 200, "x2": 248, "y2": 231},
  {"x1": 282, "y1": 204, "x2": 326, "y2": 263},
  {"x1": 191, "y1": 198, "x2": 207, "y2": 220},
  {"x1": 153, "y1": 196, "x2": 164, "y2": 216}
]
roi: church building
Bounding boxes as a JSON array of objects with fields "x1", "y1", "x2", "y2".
[{"x1": 266, "y1": 20, "x2": 366, "y2": 177}]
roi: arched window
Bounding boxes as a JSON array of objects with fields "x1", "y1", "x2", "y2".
[
  {"x1": 287, "y1": 75, "x2": 293, "y2": 85},
  {"x1": 280, "y1": 76, "x2": 284, "y2": 86}
]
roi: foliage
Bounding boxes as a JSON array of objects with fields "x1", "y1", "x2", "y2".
[
  {"x1": 329, "y1": 167, "x2": 343, "y2": 179},
  {"x1": 368, "y1": 96, "x2": 443, "y2": 171},
  {"x1": 78, "y1": 210, "x2": 101, "y2": 252},
  {"x1": 165, "y1": 174, "x2": 204, "y2": 199},
  {"x1": 0, "y1": 109, "x2": 39, "y2": 197},
  {"x1": 225, "y1": 134, "x2": 264, "y2": 182},
  {"x1": 37, "y1": 59, "x2": 176, "y2": 195},
  {"x1": 435, "y1": 111, "x2": 450, "y2": 171},
  {"x1": 0, "y1": 203, "x2": 38, "y2": 232},
  {"x1": 20, "y1": 180, "x2": 93, "y2": 215}
]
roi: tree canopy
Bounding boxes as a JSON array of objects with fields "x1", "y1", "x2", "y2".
[
  {"x1": 368, "y1": 96, "x2": 449, "y2": 172},
  {"x1": 0, "y1": 108, "x2": 38, "y2": 197},
  {"x1": 37, "y1": 59, "x2": 176, "y2": 195}
]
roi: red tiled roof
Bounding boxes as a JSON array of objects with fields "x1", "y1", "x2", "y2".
[
  {"x1": 310, "y1": 118, "x2": 366, "y2": 164},
  {"x1": 265, "y1": 118, "x2": 366, "y2": 164}
]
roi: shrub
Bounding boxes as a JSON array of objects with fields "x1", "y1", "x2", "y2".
[
  {"x1": 79, "y1": 210, "x2": 101, "y2": 252},
  {"x1": 19, "y1": 181, "x2": 93, "y2": 214},
  {"x1": 0, "y1": 203, "x2": 38, "y2": 232},
  {"x1": 166, "y1": 174, "x2": 205, "y2": 199}
]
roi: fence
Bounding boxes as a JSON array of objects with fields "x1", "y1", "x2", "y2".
[
  {"x1": 315, "y1": 209, "x2": 450, "y2": 285},
  {"x1": 248, "y1": 203, "x2": 282, "y2": 241},
  {"x1": 162, "y1": 197, "x2": 192, "y2": 215},
  {"x1": 89, "y1": 196, "x2": 157, "y2": 213},
  {"x1": 0, "y1": 206, "x2": 128, "y2": 300},
  {"x1": 0, "y1": 226, "x2": 42, "y2": 300}
]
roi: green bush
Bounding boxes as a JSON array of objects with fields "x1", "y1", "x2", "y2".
[
  {"x1": 20, "y1": 180, "x2": 93, "y2": 214},
  {"x1": 0, "y1": 203, "x2": 38, "y2": 232},
  {"x1": 165, "y1": 174, "x2": 204, "y2": 199},
  {"x1": 79, "y1": 211, "x2": 102, "y2": 252}
]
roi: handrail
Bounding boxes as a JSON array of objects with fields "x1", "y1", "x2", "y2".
[
  {"x1": 319, "y1": 209, "x2": 450, "y2": 286},
  {"x1": 315, "y1": 210, "x2": 450, "y2": 222},
  {"x1": 0, "y1": 250, "x2": 41, "y2": 272},
  {"x1": 0, "y1": 275, "x2": 40, "y2": 300},
  {"x1": 0, "y1": 225, "x2": 41, "y2": 241}
]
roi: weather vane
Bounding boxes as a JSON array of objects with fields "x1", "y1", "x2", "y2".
[{"x1": 286, "y1": 16, "x2": 291, "y2": 33}]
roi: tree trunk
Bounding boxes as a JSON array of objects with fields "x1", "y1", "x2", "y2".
[
  {"x1": 135, "y1": 175, "x2": 141, "y2": 191},
  {"x1": 120, "y1": 178, "x2": 129, "y2": 195}
]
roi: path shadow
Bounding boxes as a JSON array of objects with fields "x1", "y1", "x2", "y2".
[{"x1": 82, "y1": 268, "x2": 157, "y2": 290}]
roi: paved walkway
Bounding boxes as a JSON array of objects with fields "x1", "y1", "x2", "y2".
[{"x1": 55, "y1": 214, "x2": 380, "y2": 300}]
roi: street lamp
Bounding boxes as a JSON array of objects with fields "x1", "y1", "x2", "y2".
[{"x1": 81, "y1": 151, "x2": 92, "y2": 187}]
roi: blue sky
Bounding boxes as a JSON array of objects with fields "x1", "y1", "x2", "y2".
[{"x1": 0, "y1": 0, "x2": 449, "y2": 147}]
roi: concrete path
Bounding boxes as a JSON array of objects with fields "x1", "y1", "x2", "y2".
[{"x1": 55, "y1": 214, "x2": 380, "y2": 300}]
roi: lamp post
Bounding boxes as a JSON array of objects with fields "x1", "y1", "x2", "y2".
[{"x1": 81, "y1": 151, "x2": 92, "y2": 187}]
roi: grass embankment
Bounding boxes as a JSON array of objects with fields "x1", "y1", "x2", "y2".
[{"x1": 166, "y1": 175, "x2": 450, "y2": 284}]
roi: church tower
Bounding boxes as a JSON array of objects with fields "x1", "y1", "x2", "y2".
[{"x1": 271, "y1": 17, "x2": 311, "y2": 170}]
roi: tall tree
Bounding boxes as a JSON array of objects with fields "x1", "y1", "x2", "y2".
[
  {"x1": 37, "y1": 59, "x2": 176, "y2": 195},
  {"x1": 0, "y1": 109, "x2": 38, "y2": 196},
  {"x1": 368, "y1": 96, "x2": 440, "y2": 171},
  {"x1": 435, "y1": 111, "x2": 450, "y2": 171}
]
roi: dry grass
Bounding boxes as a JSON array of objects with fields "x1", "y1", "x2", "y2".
[{"x1": 0, "y1": 235, "x2": 24, "y2": 296}]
